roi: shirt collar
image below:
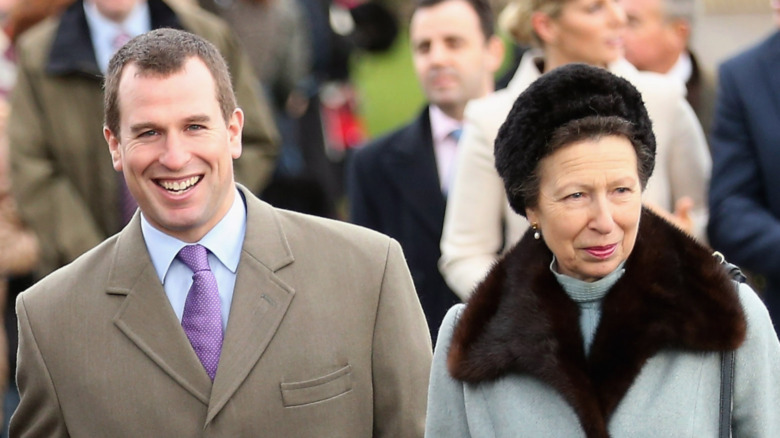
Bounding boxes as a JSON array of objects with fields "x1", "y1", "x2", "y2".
[
  {"x1": 142, "y1": 188, "x2": 247, "y2": 283},
  {"x1": 666, "y1": 51, "x2": 693, "y2": 85},
  {"x1": 84, "y1": 0, "x2": 151, "y2": 33},
  {"x1": 428, "y1": 105, "x2": 462, "y2": 143},
  {"x1": 83, "y1": 0, "x2": 151, "y2": 66}
]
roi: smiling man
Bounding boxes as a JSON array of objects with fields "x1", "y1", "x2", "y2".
[
  {"x1": 10, "y1": 29, "x2": 432, "y2": 437},
  {"x1": 347, "y1": 0, "x2": 503, "y2": 342},
  {"x1": 8, "y1": 0, "x2": 280, "y2": 281}
]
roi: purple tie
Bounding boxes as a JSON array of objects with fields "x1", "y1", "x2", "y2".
[{"x1": 178, "y1": 245, "x2": 223, "y2": 380}]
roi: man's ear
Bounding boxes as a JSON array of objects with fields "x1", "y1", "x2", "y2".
[
  {"x1": 486, "y1": 35, "x2": 506, "y2": 74},
  {"x1": 531, "y1": 11, "x2": 557, "y2": 46},
  {"x1": 669, "y1": 19, "x2": 691, "y2": 47},
  {"x1": 228, "y1": 108, "x2": 244, "y2": 160},
  {"x1": 105, "y1": 126, "x2": 123, "y2": 172}
]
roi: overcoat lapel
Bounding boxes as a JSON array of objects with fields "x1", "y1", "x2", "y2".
[
  {"x1": 206, "y1": 187, "x2": 295, "y2": 424},
  {"x1": 108, "y1": 213, "x2": 212, "y2": 404},
  {"x1": 383, "y1": 108, "x2": 446, "y2": 237}
]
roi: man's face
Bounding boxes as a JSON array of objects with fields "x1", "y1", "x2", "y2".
[
  {"x1": 88, "y1": 0, "x2": 142, "y2": 23},
  {"x1": 622, "y1": 0, "x2": 684, "y2": 73},
  {"x1": 410, "y1": 0, "x2": 502, "y2": 120},
  {"x1": 105, "y1": 57, "x2": 244, "y2": 243}
]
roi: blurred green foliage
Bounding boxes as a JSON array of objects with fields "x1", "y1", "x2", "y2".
[{"x1": 352, "y1": 30, "x2": 425, "y2": 139}]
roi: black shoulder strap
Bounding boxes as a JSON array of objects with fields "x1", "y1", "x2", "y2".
[
  {"x1": 713, "y1": 251, "x2": 747, "y2": 283},
  {"x1": 714, "y1": 251, "x2": 743, "y2": 438},
  {"x1": 719, "y1": 346, "x2": 736, "y2": 438}
]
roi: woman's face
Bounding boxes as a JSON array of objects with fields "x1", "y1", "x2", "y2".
[
  {"x1": 526, "y1": 135, "x2": 642, "y2": 282},
  {"x1": 539, "y1": 0, "x2": 626, "y2": 68}
]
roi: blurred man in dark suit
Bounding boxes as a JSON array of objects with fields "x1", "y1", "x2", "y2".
[
  {"x1": 348, "y1": 0, "x2": 503, "y2": 342},
  {"x1": 708, "y1": 3, "x2": 780, "y2": 337}
]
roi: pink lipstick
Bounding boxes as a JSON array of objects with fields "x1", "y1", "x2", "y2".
[{"x1": 585, "y1": 244, "x2": 617, "y2": 259}]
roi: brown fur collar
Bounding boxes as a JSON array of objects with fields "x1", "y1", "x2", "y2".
[{"x1": 447, "y1": 208, "x2": 746, "y2": 438}]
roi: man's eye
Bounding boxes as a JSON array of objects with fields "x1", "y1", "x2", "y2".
[
  {"x1": 139, "y1": 130, "x2": 157, "y2": 137},
  {"x1": 187, "y1": 124, "x2": 205, "y2": 131}
]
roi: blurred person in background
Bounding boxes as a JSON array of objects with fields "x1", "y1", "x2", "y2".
[
  {"x1": 439, "y1": 0, "x2": 711, "y2": 300},
  {"x1": 198, "y1": 0, "x2": 332, "y2": 215},
  {"x1": 348, "y1": 0, "x2": 503, "y2": 342},
  {"x1": 0, "y1": 98, "x2": 38, "y2": 438},
  {"x1": 0, "y1": 0, "x2": 72, "y2": 433},
  {"x1": 622, "y1": 0, "x2": 716, "y2": 137},
  {"x1": 707, "y1": 0, "x2": 780, "y2": 336}
]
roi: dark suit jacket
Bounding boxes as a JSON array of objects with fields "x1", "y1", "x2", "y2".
[
  {"x1": 708, "y1": 30, "x2": 780, "y2": 334},
  {"x1": 11, "y1": 185, "x2": 431, "y2": 437},
  {"x1": 348, "y1": 108, "x2": 460, "y2": 342}
]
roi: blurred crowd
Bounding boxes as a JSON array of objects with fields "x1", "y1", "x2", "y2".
[{"x1": 0, "y1": 0, "x2": 778, "y2": 434}]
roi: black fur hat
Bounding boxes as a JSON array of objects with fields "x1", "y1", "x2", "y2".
[{"x1": 494, "y1": 63, "x2": 656, "y2": 216}]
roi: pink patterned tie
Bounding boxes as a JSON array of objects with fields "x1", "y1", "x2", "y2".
[
  {"x1": 113, "y1": 30, "x2": 131, "y2": 51},
  {"x1": 178, "y1": 245, "x2": 223, "y2": 380}
]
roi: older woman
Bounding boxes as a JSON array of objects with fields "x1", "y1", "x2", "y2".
[
  {"x1": 425, "y1": 64, "x2": 780, "y2": 437},
  {"x1": 439, "y1": 0, "x2": 711, "y2": 300}
]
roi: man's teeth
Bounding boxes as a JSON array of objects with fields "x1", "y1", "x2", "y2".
[{"x1": 160, "y1": 176, "x2": 200, "y2": 192}]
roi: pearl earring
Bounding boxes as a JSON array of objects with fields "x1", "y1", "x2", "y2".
[{"x1": 532, "y1": 223, "x2": 541, "y2": 240}]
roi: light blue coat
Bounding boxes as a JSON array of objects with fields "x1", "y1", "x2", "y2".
[{"x1": 426, "y1": 211, "x2": 780, "y2": 437}]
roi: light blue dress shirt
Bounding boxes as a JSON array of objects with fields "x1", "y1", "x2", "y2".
[
  {"x1": 141, "y1": 189, "x2": 247, "y2": 331},
  {"x1": 83, "y1": 0, "x2": 151, "y2": 73}
]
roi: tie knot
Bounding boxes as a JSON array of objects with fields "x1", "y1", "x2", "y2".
[
  {"x1": 450, "y1": 128, "x2": 463, "y2": 142},
  {"x1": 178, "y1": 244, "x2": 211, "y2": 273},
  {"x1": 113, "y1": 31, "x2": 131, "y2": 51}
]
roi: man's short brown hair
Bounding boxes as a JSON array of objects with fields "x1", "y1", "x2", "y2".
[{"x1": 103, "y1": 28, "x2": 237, "y2": 137}]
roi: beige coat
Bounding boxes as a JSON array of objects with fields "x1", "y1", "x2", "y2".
[
  {"x1": 11, "y1": 186, "x2": 432, "y2": 437},
  {"x1": 440, "y1": 53, "x2": 712, "y2": 299}
]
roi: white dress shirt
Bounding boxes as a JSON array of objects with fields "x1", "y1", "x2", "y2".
[
  {"x1": 666, "y1": 51, "x2": 693, "y2": 87},
  {"x1": 83, "y1": 0, "x2": 151, "y2": 73},
  {"x1": 429, "y1": 105, "x2": 463, "y2": 194}
]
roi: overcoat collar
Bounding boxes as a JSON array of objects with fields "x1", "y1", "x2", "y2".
[
  {"x1": 382, "y1": 106, "x2": 446, "y2": 236},
  {"x1": 106, "y1": 184, "x2": 295, "y2": 426},
  {"x1": 47, "y1": 0, "x2": 182, "y2": 77},
  {"x1": 448, "y1": 209, "x2": 746, "y2": 437},
  {"x1": 686, "y1": 52, "x2": 703, "y2": 110}
]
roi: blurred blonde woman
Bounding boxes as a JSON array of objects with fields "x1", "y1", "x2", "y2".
[{"x1": 439, "y1": 0, "x2": 711, "y2": 300}]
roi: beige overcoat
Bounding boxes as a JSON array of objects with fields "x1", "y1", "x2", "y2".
[{"x1": 11, "y1": 186, "x2": 432, "y2": 437}]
